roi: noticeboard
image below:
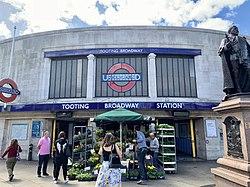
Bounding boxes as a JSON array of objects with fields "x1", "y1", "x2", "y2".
[
  {"x1": 32, "y1": 121, "x2": 41, "y2": 138},
  {"x1": 205, "y1": 119, "x2": 217, "y2": 137},
  {"x1": 11, "y1": 124, "x2": 28, "y2": 140}
]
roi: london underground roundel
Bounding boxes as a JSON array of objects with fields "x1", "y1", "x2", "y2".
[
  {"x1": 0, "y1": 79, "x2": 20, "y2": 103},
  {"x1": 102, "y1": 63, "x2": 142, "y2": 92}
]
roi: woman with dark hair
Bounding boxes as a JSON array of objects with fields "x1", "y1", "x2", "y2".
[
  {"x1": 53, "y1": 131, "x2": 69, "y2": 184},
  {"x1": 1, "y1": 139, "x2": 22, "y2": 181},
  {"x1": 95, "y1": 132, "x2": 122, "y2": 187}
]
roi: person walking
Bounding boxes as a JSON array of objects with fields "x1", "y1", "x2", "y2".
[
  {"x1": 37, "y1": 131, "x2": 51, "y2": 177},
  {"x1": 95, "y1": 133, "x2": 122, "y2": 187},
  {"x1": 133, "y1": 125, "x2": 148, "y2": 185},
  {"x1": 53, "y1": 131, "x2": 69, "y2": 184},
  {"x1": 149, "y1": 133, "x2": 159, "y2": 167},
  {"x1": 1, "y1": 139, "x2": 22, "y2": 181}
]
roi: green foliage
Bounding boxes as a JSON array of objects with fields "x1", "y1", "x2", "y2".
[{"x1": 157, "y1": 124, "x2": 174, "y2": 129}]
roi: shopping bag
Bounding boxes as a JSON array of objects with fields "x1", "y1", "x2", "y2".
[{"x1": 109, "y1": 144, "x2": 121, "y2": 168}]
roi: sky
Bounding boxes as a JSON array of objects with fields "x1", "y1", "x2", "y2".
[{"x1": 0, "y1": 0, "x2": 249, "y2": 40}]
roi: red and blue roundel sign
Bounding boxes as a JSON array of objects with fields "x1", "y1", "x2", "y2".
[
  {"x1": 102, "y1": 63, "x2": 142, "y2": 92},
  {"x1": 0, "y1": 79, "x2": 20, "y2": 103}
]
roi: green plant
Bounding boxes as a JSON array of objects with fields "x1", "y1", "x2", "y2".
[
  {"x1": 129, "y1": 169, "x2": 139, "y2": 178},
  {"x1": 73, "y1": 145, "x2": 82, "y2": 153},
  {"x1": 146, "y1": 165, "x2": 157, "y2": 179},
  {"x1": 73, "y1": 162, "x2": 84, "y2": 169},
  {"x1": 157, "y1": 124, "x2": 174, "y2": 129},
  {"x1": 67, "y1": 167, "x2": 82, "y2": 176},
  {"x1": 76, "y1": 172, "x2": 95, "y2": 180},
  {"x1": 88, "y1": 157, "x2": 99, "y2": 166}
]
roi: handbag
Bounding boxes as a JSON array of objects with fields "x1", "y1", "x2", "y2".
[
  {"x1": 109, "y1": 144, "x2": 121, "y2": 168},
  {"x1": 16, "y1": 146, "x2": 21, "y2": 161}
]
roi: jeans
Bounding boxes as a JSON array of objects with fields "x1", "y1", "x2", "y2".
[
  {"x1": 149, "y1": 151, "x2": 158, "y2": 167},
  {"x1": 37, "y1": 154, "x2": 49, "y2": 175},
  {"x1": 6, "y1": 157, "x2": 16, "y2": 176},
  {"x1": 137, "y1": 148, "x2": 148, "y2": 180}
]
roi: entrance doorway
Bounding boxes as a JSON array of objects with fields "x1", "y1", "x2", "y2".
[
  {"x1": 53, "y1": 119, "x2": 88, "y2": 153},
  {"x1": 157, "y1": 118, "x2": 195, "y2": 159}
]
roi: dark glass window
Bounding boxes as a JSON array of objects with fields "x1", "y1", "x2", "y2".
[
  {"x1": 156, "y1": 56, "x2": 197, "y2": 97},
  {"x1": 95, "y1": 55, "x2": 148, "y2": 97},
  {"x1": 49, "y1": 57, "x2": 88, "y2": 99}
]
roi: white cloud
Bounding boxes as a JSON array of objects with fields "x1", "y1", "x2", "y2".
[
  {"x1": 0, "y1": 21, "x2": 11, "y2": 39},
  {"x1": 196, "y1": 18, "x2": 233, "y2": 31},
  {"x1": 0, "y1": 0, "x2": 247, "y2": 38}
]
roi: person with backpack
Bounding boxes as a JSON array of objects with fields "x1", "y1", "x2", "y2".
[
  {"x1": 53, "y1": 131, "x2": 69, "y2": 184},
  {"x1": 1, "y1": 139, "x2": 22, "y2": 181}
]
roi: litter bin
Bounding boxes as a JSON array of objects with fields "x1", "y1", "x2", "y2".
[{"x1": 28, "y1": 143, "x2": 33, "y2": 161}]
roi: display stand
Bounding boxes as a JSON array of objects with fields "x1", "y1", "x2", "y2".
[
  {"x1": 157, "y1": 124, "x2": 177, "y2": 173},
  {"x1": 72, "y1": 126, "x2": 93, "y2": 167}
]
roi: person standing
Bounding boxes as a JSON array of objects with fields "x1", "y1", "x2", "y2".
[
  {"x1": 95, "y1": 133, "x2": 122, "y2": 187},
  {"x1": 1, "y1": 139, "x2": 22, "y2": 181},
  {"x1": 53, "y1": 131, "x2": 69, "y2": 184},
  {"x1": 149, "y1": 133, "x2": 159, "y2": 167},
  {"x1": 133, "y1": 125, "x2": 148, "y2": 185},
  {"x1": 37, "y1": 131, "x2": 51, "y2": 177}
]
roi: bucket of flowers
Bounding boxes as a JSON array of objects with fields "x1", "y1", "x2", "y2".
[
  {"x1": 146, "y1": 165, "x2": 157, "y2": 179},
  {"x1": 93, "y1": 163, "x2": 102, "y2": 177}
]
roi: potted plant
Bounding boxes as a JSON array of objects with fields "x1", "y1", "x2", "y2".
[
  {"x1": 94, "y1": 143, "x2": 100, "y2": 153},
  {"x1": 146, "y1": 165, "x2": 157, "y2": 179},
  {"x1": 157, "y1": 167, "x2": 165, "y2": 179},
  {"x1": 73, "y1": 162, "x2": 84, "y2": 169},
  {"x1": 129, "y1": 169, "x2": 139, "y2": 180},
  {"x1": 121, "y1": 172, "x2": 127, "y2": 181},
  {"x1": 76, "y1": 172, "x2": 95, "y2": 182},
  {"x1": 67, "y1": 167, "x2": 81, "y2": 180},
  {"x1": 88, "y1": 157, "x2": 99, "y2": 167}
]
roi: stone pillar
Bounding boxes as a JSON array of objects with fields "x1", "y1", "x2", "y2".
[
  {"x1": 148, "y1": 53, "x2": 157, "y2": 98},
  {"x1": 86, "y1": 54, "x2": 96, "y2": 98},
  {"x1": 211, "y1": 97, "x2": 250, "y2": 187}
]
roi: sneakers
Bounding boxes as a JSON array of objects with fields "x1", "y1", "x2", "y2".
[
  {"x1": 8, "y1": 174, "x2": 14, "y2": 182},
  {"x1": 137, "y1": 180, "x2": 147, "y2": 185},
  {"x1": 54, "y1": 180, "x2": 58, "y2": 184},
  {"x1": 43, "y1": 173, "x2": 49, "y2": 176},
  {"x1": 37, "y1": 174, "x2": 42, "y2": 177},
  {"x1": 64, "y1": 180, "x2": 69, "y2": 184}
]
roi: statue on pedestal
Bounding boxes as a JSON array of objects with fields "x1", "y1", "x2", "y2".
[{"x1": 218, "y1": 26, "x2": 250, "y2": 99}]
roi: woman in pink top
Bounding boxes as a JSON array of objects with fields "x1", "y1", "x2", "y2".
[{"x1": 37, "y1": 131, "x2": 51, "y2": 177}]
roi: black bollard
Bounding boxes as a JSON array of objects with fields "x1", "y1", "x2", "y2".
[{"x1": 28, "y1": 143, "x2": 33, "y2": 161}]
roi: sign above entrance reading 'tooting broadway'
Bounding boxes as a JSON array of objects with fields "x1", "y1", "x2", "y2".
[{"x1": 2, "y1": 102, "x2": 219, "y2": 112}]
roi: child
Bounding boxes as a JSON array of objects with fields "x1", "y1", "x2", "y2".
[{"x1": 1, "y1": 139, "x2": 22, "y2": 181}]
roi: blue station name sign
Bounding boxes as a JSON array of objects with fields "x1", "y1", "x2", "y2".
[
  {"x1": 44, "y1": 47, "x2": 201, "y2": 58},
  {"x1": 2, "y1": 102, "x2": 219, "y2": 112}
]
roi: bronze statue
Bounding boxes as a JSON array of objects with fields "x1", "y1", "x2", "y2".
[{"x1": 218, "y1": 26, "x2": 250, "y2": 99}]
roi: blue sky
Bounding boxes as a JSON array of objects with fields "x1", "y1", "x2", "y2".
[{"x1": 0, "y1": 0, "x2": 249, "y2": 40}]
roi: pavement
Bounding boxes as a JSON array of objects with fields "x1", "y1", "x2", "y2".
[{"x1": 0, "y1": 159, "x2": 217, "y2": 187}]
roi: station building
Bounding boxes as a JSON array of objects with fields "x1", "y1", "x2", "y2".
[{"x1": 0, "y1": 26, "x2": 241, "y2": 160}]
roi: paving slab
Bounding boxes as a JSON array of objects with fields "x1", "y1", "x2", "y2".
[{"x1": 0, "y1": 160, "x2": 217, "y2": 187}]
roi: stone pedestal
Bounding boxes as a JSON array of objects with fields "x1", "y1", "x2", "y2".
[{"x1": 211, "y1": 97, "x2": 250, "y2": 187}]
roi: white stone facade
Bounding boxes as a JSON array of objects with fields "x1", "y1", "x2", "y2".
[{"x1": 1, "y1": 26, "x2": 246, "y2": 160}]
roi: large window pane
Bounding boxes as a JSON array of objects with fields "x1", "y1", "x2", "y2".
[
  {"x1": 49, "y1": 57, "x2": 88, "y2": 99},
  {"x1": 156, "y1": 56, "x2": 197, "y2": 97}
]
